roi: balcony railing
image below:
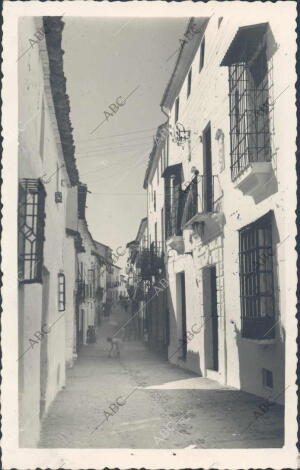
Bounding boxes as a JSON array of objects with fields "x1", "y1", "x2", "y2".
[
  {"x1": 138, "y1": 249, "x2": 152, "y2": 280},
  {"x1": 150, "y1": 241, "x2": 165, "y2": 272},
  {"x1": 181, "y1": 174, "x2": 219, "y2": 228},
  {"x1": 138, "y1": 242, "x2": 165, "y2": 279}
]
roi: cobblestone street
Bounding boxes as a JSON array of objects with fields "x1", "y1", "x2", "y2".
[{"x1": 39, "y1": 304, "x2": 284, "y2": 449}]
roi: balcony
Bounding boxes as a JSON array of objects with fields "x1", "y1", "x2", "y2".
[
  {"x1": 138, "y1": 242, "x2": 165, "y2": 280},
  {"x1": 150, "y1": 242, "x2": 165, "y2": 271},
  {"x1": 180, "y1": 174, "x2": 224, "y2": 242},
  {"x1": 138, "y1": 249, "x2": 152, "y2": 281},
  {"x1": 134, "y1": 280, "x2": 150, "y2": 301}
]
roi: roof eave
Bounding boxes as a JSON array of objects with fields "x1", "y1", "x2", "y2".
[{"x1": 160, "y1": 17, "x2": 210, "y2": 112}]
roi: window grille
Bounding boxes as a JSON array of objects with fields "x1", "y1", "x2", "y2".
[
  {"x1": 18, "y1": 179, "x2": 46, "y2": 283},
  {"x1": 239, "y1": 212, "x2": 275, "y2": 339},
  {"x1": 228, "y1": 44, "x2": 271, "y2": 180},
  {"x1": 58, "y1": 273, "x2": 66, "y2": 311}
]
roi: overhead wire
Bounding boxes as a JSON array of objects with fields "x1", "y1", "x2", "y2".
[
  {"x1": 79, "y1": 146, "x2": 149, "y2": 185},
  {"x1": 75, "y1": 127, "x2": 156, "y2": 144},
  {"x1": 76, "y1": 133, "x2": 156, "y2": 152},
  {"x1": 85, "y1": 151, "x2": 148, "y2": 186},
  {"x1": 75, "y1": 140, "x2": 154, "y2": 157},
  {"x1": 78, "y1": 146, "x2": 149, "y2": 177}
]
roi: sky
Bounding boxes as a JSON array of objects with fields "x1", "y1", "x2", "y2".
[{"x1": 62, "y1": 17, "x2": 187, "y2": 268}]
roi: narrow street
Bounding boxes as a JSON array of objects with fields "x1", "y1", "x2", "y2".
[
  {"x1": 39, "y1": 303, "x2": 284, "y2": 449},
  {"x1": 8, "y1": 8, "x2": 296, "y2": 470}
]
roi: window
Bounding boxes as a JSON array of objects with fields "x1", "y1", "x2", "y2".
[
  {"x1": 18, "y1": 179, "x2": 46, "y2": 283},
  {"x1": 163, "y1": 164, "x2": 184, "y2": 239},
  {"x1": 228, "y1": 53, "x2": 271, "y2": 180},
  {"x1": 187, "y1": 69, "x2": 192, "y2": 97},
  {"x1": 175, "y1": 97, "x2": 179, "y2": 123},
  {"x1": 239, "y1": 212, "x2": 275, "y2": 339},
  {"x1": 199, "y1": 37, "x2": 205, "y2": 72},
  {"x1": 58, "y1": 273, "x2": 66, "y2": 311},
  {"x1": 222, "y1": 24, "x2": 272, "y2": 180}
]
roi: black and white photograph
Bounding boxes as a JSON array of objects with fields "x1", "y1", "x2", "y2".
[{"x1": 2, "y1": 1, "x2": 298, "y2": 469}]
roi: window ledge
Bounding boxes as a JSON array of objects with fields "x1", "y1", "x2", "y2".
[
  {"x1": 233, "y1": 162, "x2": 273, "y2": 197},
  {"x1": 166, "y1": 235, "x2": 184, "y2": 255},
  {"x1": 183, "y1": 211, "x2": 225, "y2": 241}
]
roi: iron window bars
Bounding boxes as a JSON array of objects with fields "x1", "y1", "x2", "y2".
[
  {"x1": 58, "y1": 273, "x2": 66, "y2": 312},
  {"x1": 228, "y1": 44, "x2": 271, "y2": 181},
  {"x1": 18, "y1": 179, "x2": 46, "y2": 283},
  {"x1": 239, "y1": 212, "x2": 275, "y2": 339}
]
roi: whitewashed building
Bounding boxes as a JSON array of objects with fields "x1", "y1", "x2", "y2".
[
  {"x1": 145, "y1": 13, "x2": 295, "y2": 403},
  {"x1": 18, "y1": 16, "x2": 80, "y2": 446}
]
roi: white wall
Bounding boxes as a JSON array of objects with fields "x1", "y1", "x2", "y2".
[
  {"x1": 18, "y1": 17, "x2": 75, "y2": 445},
  {"x1": 158, "y1": 11, "x2": 295, "y2": 402}
]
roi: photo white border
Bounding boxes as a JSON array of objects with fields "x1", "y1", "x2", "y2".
[{"x1": 2, "y1": 1, "x2": 298, "y2": 468}]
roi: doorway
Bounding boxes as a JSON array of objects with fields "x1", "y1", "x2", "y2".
[
  {"x1": 203, "y1": 266, "x2": 219, "y2": 371},
  {"x1": 178, "y1": 272, "x2": 187, "y2": 360},
  {"x1": 203, "y1": 122, "x2": 213, "y2": 212},
  {"x1": 40, "y1": 267, "x2": 50, "y2": 419}
]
